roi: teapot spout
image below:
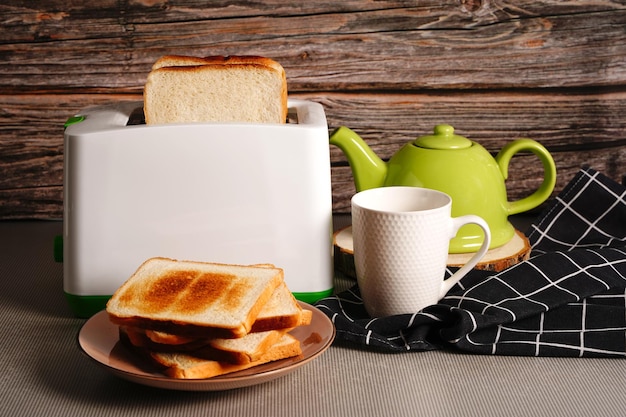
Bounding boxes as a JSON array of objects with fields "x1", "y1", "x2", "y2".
[{"x1": 329, "y1": 126, "x2": 387, "y2": 192}]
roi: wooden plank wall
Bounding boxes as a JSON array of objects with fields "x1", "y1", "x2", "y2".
[{"x1": 1, "y1": 1, "x2": 625, "y2": 219}]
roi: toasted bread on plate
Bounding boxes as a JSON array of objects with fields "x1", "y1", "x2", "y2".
[
  {"x1": 108, "y1": 256, "x2": 313, "y2": 379},
  {"x1": 148, "y1": 333, "x2": 302, "y2": 379},
  {"x1": 106, "y1": 257, "x2": 284, "y2": 339},
  {"x1": 138, "y1": 281, "x2": 312, "y2": 345},
  {"x1": 121, "y1": 326, "x2": 289, "y2": 365}
]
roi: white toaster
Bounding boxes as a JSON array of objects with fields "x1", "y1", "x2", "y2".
[{"x1": 62, "y1": 99, "x2": 334, "y2": 317}]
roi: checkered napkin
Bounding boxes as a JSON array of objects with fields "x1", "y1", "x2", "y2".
[{"x1": 315, "y1": 168, "x2": 626, "y2": 357}]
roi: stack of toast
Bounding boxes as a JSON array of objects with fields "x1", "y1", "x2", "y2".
[{"x1": 106, "y1": 257, "x2": 311, "y2": 379}]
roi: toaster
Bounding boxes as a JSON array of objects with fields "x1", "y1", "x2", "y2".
[{"x1": 62, "y1": 99, "x2": 334, "y2": 317}]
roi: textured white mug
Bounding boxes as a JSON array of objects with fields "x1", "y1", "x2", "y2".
[{"x1": 351, "y1": 186, "x2": 491, "y2": 317}]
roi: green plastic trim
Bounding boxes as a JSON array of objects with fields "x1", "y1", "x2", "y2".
[
  {"x1": 64, "y1": 115, "x2": 85, "y2": 129},
  {"x1": 292, "y1": 288, "x2": 334, "y2": 304},
  {"x1": 53, "y1": 235, "x2": 63, "y2": 262},
  {"x1": 65, "y1": 293, "x2": 110, "y2": 318},
  {"x1": 65, "y1": 288, "x2": 334, "y2": 318}
]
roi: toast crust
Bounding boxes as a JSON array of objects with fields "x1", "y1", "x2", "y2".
[{"x1": 152, "y1": 55, "x2": 286, "y2": 73}]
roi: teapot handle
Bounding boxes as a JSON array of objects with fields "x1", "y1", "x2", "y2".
[{"x1": 495, "y1": 139, "x2": 557, "y2": 215}]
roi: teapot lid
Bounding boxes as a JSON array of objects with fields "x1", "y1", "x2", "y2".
[{"x1": 413, "y1": 124, "x2": 472, "y2": 150}]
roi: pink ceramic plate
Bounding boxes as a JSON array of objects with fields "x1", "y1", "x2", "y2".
[{"x1": 78, "y1": 301, "x2": 335, "y2": 391}]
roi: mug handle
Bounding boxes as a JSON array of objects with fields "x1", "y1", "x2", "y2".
[
  {"x1": 495, "y1": 139, "x2": 557, "y2": 215},
  {"x1": 439, "y1": 215, "x2": 491, "y2": 297}
]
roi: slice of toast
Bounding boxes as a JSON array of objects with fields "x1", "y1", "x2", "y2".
[
  {"x1": 106, "y1": 257, "x2": 284, "y2": 339},
  {"x1": 252, "y1": 282, "x2": 312, "y2": 332},
  {"x1": 143, "y1": 55, "x2": 288, "y2": 125},
  {"x1": 121, "y1": 326, "x2": 288, "y2": 365},
  {"x1": 148, "y1": 333, "x2": 302, "y2": 379},
  {"x1": 204, "y1": 330, "x2": 286, "y2": 364},
  {"x1": 144, "y1": 329, "x2": 195, "y2": 346},
  {"x1": 122, "y1": 326, "x2": 210, "y2": 352},
  {"x1": 137, "y1": 282, "x2": 312, "y2": 345}
]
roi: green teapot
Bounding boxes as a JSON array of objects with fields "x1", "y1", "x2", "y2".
[{"x1": 330, "y1": 124, "x2": 557, "y2": 253}]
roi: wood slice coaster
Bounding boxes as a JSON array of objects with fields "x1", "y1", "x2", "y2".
[{"x1": 333, "y1": 226, "x2": 532, "y2": 278}]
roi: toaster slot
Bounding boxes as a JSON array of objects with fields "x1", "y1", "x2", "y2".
[
  {"x1": 125, "y1": 105, "x2": 298, "y2": 125},
  {"x1": 286, "y1": 107, "x2": 298, "y2": 124},
  {"x1": 126, "y1": 106, "x2": 146, "y2": 125}
]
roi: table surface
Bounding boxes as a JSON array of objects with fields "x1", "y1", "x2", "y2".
[{"x1": 2, "y1": 219, "x2": 626, "y2": 417}]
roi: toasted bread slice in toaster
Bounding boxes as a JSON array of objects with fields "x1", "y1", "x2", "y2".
[{"x1": 143, "y1": 55, "x2": 287, "y2": 125}]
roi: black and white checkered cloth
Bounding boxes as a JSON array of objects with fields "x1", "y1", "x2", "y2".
[{"x1": 315, "y1": 168, "x2": 626, "y2": 357}]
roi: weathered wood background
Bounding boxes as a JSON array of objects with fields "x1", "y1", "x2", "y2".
[{"x1": 1, "y1": 1, "x2": 625, "y2": 219}]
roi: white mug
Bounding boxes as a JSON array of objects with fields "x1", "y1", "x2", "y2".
[{"x1": 351, "y1": 186, "x2": 491, "y2": 317}]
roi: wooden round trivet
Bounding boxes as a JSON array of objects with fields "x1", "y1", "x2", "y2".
[
  {"x1": 333, "y1": 226, "x2": 531, "y2": 278},
  {"x1": 446, "y1": 229, "x2": 531, "y2": 271}
]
